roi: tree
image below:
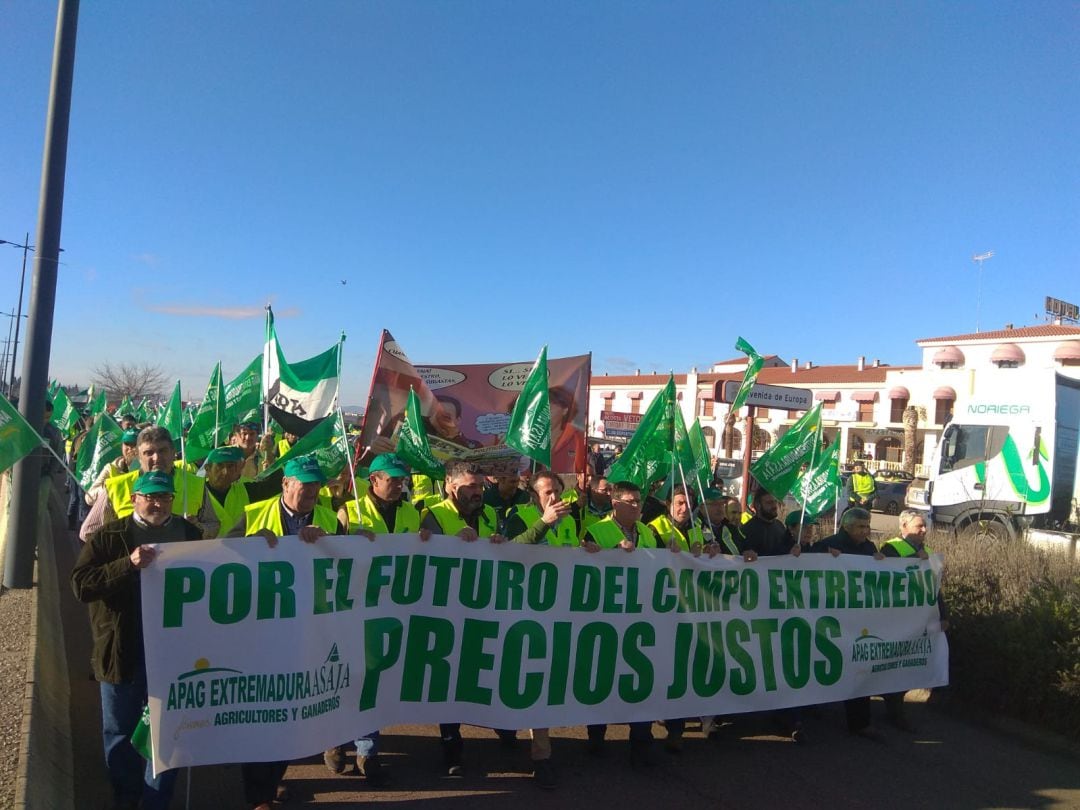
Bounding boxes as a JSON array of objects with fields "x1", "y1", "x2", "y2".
[
  {"x1": 89, "y1": 362, "x2": 169, "y2": 404},
  {"x1": 902, "y1": 405, "x2": 927, "y2": 476}
]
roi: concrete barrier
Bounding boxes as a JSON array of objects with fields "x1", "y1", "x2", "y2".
[{"x1": 11, "y1": 481, "x2": 77, "y2": 810}]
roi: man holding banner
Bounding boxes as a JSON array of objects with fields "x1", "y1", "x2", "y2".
[
  {"x1": 71, "y1": 471, "x2": 204, "y2": 810},
  {"x1": 418, "y1": 460, "x2": 508, "y2": 776}
]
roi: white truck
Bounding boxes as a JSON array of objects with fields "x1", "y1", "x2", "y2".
[{"x1": 909, "y1": 372, "x2": 1080, "y2": 543}]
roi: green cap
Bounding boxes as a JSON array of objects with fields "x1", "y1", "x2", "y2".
[
  {"x1": 133, "y1": 471, "x2": 174, "y2": 496},
  {"x1": 369, "y1": 453, "x2": 410, "y2": 478},
  {"x1": 702, "y1": 487, "x2": 724, "y2": 501},
  {"x1": 121, "y1": 428, "x2": 140, "y2": 445},
  {"x1": 206, "y1": 446, "x2": 244, "y2": 464},
  {"x1": 284, "y1": 454, "x2": 325, "y2": 484},
  {"x1": 784, "y1": 510, "x2": 817, "y2": 528}
]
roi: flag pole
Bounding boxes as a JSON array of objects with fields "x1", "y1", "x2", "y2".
[
  {"x1": 796, "y1": 427, "x2": 819, "y2": 545},
  {"x1": 261, "y1": 305, "x2": 272, "y2": 436},
  {"x1": 176, "y1": 380, "x2": 190, "y2": 518},
  {"x1": 334, "y1": 333, "x2": 361, "y2": 533}
]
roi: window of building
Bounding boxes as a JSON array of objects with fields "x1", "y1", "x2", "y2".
[
  {"x1": 890, "y1": 397, "x2": 908, "y2": 423},
  {"x1": 821, "y1": 399, "x2": 836, "y2": 413},
  {"x1": 934, "y1": 399, "x2": 953, "y2": 425},
  {"x1": 857, "y1": 400, "x2": 875, "y2": 422},
  {"x1": 630, "y1": 398, "x2": 641, "y2": 415},
  {"x1": 700, "y1": 398, "x2": 714, "y2": 418},
  {"x1": 602, "y1": 395, "x2": 614, "y2": 413},
  {"x1": 702, "y1": 426, "x2": 716, "y2": 448},
  {"x1": 787, "y1": 409, "x2": 802, "y2": 419}
]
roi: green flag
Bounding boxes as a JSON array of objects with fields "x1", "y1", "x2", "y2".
[
  {"x1": 672, "y1": 403, "x2": 698, "y2": 487},
  {"x1": 50, "y1": 387, "x2": 81, "y2": 437},
  {"x1": 504, "y1": 346, "x2": 552, "y2": 467},
  {"x1": 396, "y1": 388, "x2": 444, "y2": 480},
  {"x1": 133, "y1": 398, "x2": 150, "y2": 422},
  {"x1": 0, "y1": 392, "x2": 43, "y2": 475},
  {"x1": 258, "y1": 413, "x2": 348, "y2": 482},
  {"x1": 606, "y1": 376, "x2": 677, "y2": 490},
  {"x1": 76, "y1": 413, "x2": 123, "y2": 490},
  {"x1": 115, "y1": 395, "x2": 133, "y2": 419},
  {"x1": 156, "y1": 381, "x2": 183, "y2": 442},
  {"x1": 223, "y1": 354, "x2": 263, "y2": 427},
  {"x1": 750, "y1": 403, "x2": 823, "y2": 498},
  {"x1": 688, "y1": 419, "x2": 713, "y2": 490},
  {"x1": 728, "y1": 337, "x2": 763, "y2": 414},
  {"x1": 795, "y1": 434, "x2": 841, "y2": 518},
  {"x1": 88, "y1": 387, "x2": 108, "y2": 419},
  {"x1": 130, "y1": 704, "x2": 152, "y2": 761},
  {"x1": 185, "y1": 362, "x2": 225, "y2": 460}
]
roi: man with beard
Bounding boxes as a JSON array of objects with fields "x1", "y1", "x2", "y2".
[
  {"x1": 578, "y1": 475, "x2": 613, "y2": 538},
  {"x1": 649, "y1": 488, "x2": 705, "y2": 552},
  {"x1": 227, "y1": 455, "x2": 346, "y2": 809},
  {"x1": 420, "y1": 461, "x2": 508, "y2": 776},
  {"x1": 324, "y1": 453, "x2": 431, "y2": 785}
]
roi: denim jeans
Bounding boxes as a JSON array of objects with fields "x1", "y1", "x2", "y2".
[
  {"x1": 354, "y1": 730, "x2": 380, "y2": 757},
  {"x1": 100, "y1": 669, "x2": 177, "y2": 810}
]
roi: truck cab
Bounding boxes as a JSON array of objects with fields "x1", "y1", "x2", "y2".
[{"x1": 918, "y1": 374, "x2": 1080, "y2": 541}]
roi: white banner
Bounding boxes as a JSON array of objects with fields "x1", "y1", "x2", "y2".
[{"x1": 141, "y1": 535, "x2": 949, "y2": 774}]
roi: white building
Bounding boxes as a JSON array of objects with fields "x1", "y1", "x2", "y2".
[{"x1": 589, "y1": 324, "x2": 1080, "y2": 476}]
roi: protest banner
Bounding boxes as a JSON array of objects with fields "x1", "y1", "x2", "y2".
[
  {"x1": 356, "y1": 330, "x2": 591, "y2": 473},
  {"x1": 141, "y1": 535, "x2": 948, "y2": 774}
]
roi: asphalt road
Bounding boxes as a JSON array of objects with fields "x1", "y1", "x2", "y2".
[{"x1": 167, "y1": 703, "x2": 1080, "y2": 810}]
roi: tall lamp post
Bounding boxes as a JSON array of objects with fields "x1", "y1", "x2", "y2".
[
  {"x1": 972, "y1": 250, "x2": 994, "y2": 333},
  {"x1": 1, "y1": 234, "x2": 33, "y2": 395}
]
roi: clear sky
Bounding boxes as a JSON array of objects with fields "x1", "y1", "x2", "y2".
[{"x1": 2, "y1": 1, "x2": 1077, "y2": 405}]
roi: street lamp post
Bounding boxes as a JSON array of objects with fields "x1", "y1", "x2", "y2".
[
  {"x1": 1, "y1": 234, "x2": 33, "y2": 395},
  {"x1": 972, "y1": 250, "x2": 994, "y2": 333}
]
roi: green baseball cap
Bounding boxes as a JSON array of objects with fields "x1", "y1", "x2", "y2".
[
  {"x1": 133, "y1": 471, "x2": 174, "y2": 495},
  {"x1": 206, "y1": 446, "x2": 244, "y2": 464},
  {"x1": 284, "y1": 454, "x2": 325, "y2": 484},
  {"x1": 369, "y1": 453, "x2": 410, "y2": 478},
  {"x1": 784, "y1": 510, "x2": 818, "y2": 528},
  {"x1": 702, "y1": 487, "x2": 724, "y2": 501},
  {"x1": 121, "y1": 428, "x2": 140, "y2": 445}
]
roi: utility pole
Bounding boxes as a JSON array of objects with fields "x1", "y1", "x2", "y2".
[
  {"x1": 0, "y1": 234, "x2": 33, "y2": 394},
  {"x1": 4, "y1": 0, "x2": 81, "y2": 589}
]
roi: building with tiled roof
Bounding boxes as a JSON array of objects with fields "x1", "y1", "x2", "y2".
[{"x1": 590, "y1": 321, "x2": 1080, "y2": 480}]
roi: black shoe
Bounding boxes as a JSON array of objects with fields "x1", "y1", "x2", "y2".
[
  {"x1": 791, "y1": 725, "x2": 807, "y2": 745},
  {"x1": 586, "y1": 736, "x2": 606, "y2": 757},
  {"x1": 533, "y1": 759, "x2": 558, "y2": 790},
  {"x1": 323, "y1": 745, "x2": 349, "y2": 775},
  {"x1": 359, "y1": 754, "x2": 388, "y2": 787},
  {"x1": 445, "y1": 762, "x2": 465, "y2": 778},
  {"x1": 497, "y1": 729, "x2": 519, "y2": 750},
  {"x1": 889, "y1": 714, "x2": 916, "y2": 733}
]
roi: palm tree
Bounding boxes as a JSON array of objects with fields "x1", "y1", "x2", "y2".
[{"x1": 902, "y1": 405, "x2": 926, "y2": 475}]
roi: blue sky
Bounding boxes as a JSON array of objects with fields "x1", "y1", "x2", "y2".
[{"x1": 2, "y1": 1, "x2": 1077, "y2": 405}]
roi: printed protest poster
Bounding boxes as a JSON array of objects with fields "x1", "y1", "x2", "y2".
[{"x1": 357, "y1": 330, "x2": 591, "y2": 473}]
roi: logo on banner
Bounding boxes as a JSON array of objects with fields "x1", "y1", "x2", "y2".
[
  {"x1": 850, "y1": 629, "x2": 933, "y2": 674},
  {"x1": 164, "y1": 646, "x2": 351, "y2": 726}
]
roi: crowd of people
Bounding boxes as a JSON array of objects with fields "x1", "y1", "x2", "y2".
[{"x1": 65, "y1": 417, "x2": 945, "y2": 810}]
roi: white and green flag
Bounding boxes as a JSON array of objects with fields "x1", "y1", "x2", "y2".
[
  {"x1": 795, "y1": 434, "x2": 842, "y2": 518},
  {"x1": 0, "y1": 392, "x2": 43, "y2": 474},
  {"x1": 263, "y1": 307, "x2": 341, "y2": 437},
  {"x1": 223, "y1": 355, "x2": 263, "y2": 428},
  {"x1": 750, "y1": 404, "x2": 823, "y2": 499},
  {"x1": 504, "y1": 346, "x2": 551, "y2": 468},
  {"x1": 50, "y1": 387, "x2": 81, "y2": 437},
  {"x1": 76, "y1": 413, "x2": 123, "y2": 490},
  {"x1": 186, "y1": 363, "x2": 225, "y2": 460}
]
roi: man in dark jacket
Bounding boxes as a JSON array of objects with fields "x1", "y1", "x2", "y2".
[
  {"x1": 71, "y1": 471, "x2": 203, "y2": 810},
  {"x1": 811, "y1": 507, "x2": 886, "y2": 738}
]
